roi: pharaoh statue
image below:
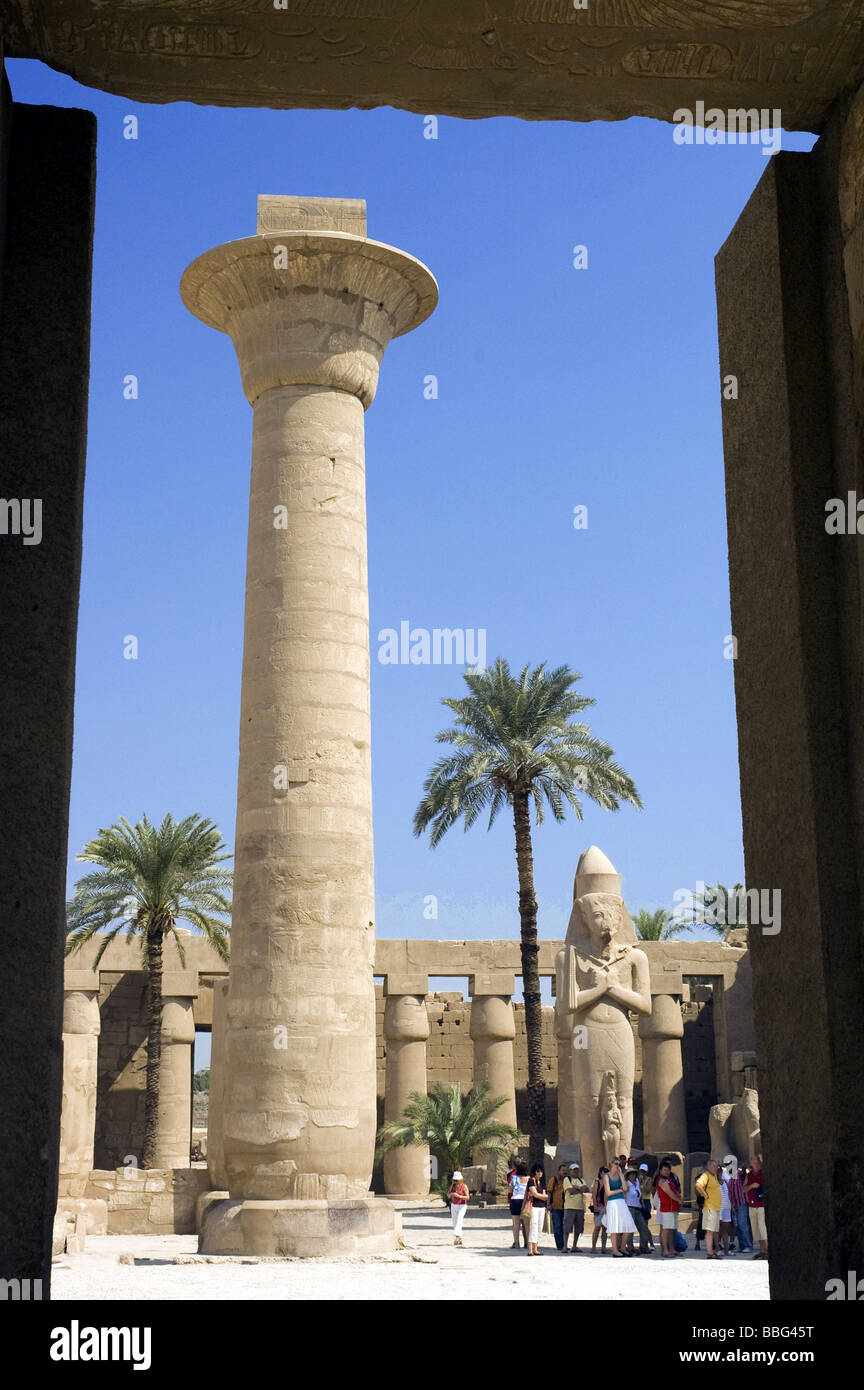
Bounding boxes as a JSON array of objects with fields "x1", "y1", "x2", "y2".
[{"x1": 555, "y1": 847, "x2": 651, "y2": 1184}]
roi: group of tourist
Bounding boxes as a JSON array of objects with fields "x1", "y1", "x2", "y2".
[
  {"x1": 446, "y1": 1152, "x2": 767, "y2": 1258},
  {"x1": 692, "y1": 1154, "x2": 767, "y2": 1260}
]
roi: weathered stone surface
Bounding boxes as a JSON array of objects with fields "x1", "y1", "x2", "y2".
[
  {"x1": 0, "y1": 96, "x2": 95, "y2": 1294},
  {"x1": 716, "y1": 128, "x2": 864, "y2": 1298},
  {"x1": 54, "y1": 1197, "x2": 107, "y2": 1237},
  {"x1": 555, "y1": 855, "x2": 651, "y2": 1181},
  {"x1": 82, "y1": 1167, "x2": 210, "y2": 1235},
  {"x1": 7, "y1": 2, "x2": 864, "y2": 130},
  {"x1": 66, "y1": 929, "x2": 752, "y2": 1001},
  {"x1": 382, "y1": 990, "x2": 430, "y2": 1197},
  {"x1": 639, "y1": 992, "x2": 688, "y2": 1157},
  {"x1": 184, "y1": 199, "x2": 434, "y2": 1254},
  {"x1": 59, "y1": 986, "x2": 100, "y2": 1186},
  {"x1": 200, "y1": 1196, "x2": 400, "y2": 1256}
]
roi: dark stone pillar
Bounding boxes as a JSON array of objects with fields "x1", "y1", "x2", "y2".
[
  {"x1": 716, "y1": 138, "x2": 864, "y2": 1299},
  {"x1": 0, "y1": 89, "x2": 95, "y2": 1292}
]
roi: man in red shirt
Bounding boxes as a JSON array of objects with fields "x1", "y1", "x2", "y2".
[
  {"x1": 654, "y1": 1157, "x2": 682, "y2": 1258},
  {"x1": 743, "y1": 1153, "x2": 767, "y2": 1260}
]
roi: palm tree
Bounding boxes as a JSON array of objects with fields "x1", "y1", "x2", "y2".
[
  {"x1": 413, "y1": 659, "x2": 642, "y2": 1163},
  {"x1": 66, "y1": 813, "x2": 232, "y2": 1168},
  {"x1": 631, "y1": 907, "x2": 688, "y2": 941},
  {"x1": 377, "y1": 1082, "x2": 519, "y2": 1197},
  {"x1": 678, "y1": 882, "x2": 748, "y2": 938}
]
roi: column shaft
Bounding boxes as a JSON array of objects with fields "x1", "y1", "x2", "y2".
[
  {"x1": 469, "y1": 994, "x2": 517, "y2": 1129},
  {"x1": 556, "y1": 1012, "x2": 577, "y2": 1146},
  {"x1": 0, "y1": 99, "x2": 95, "y2": 1291},
  {"x1": 382, "y1": 989, "x2": 430, "y2": 1197},
  {"x1": 181, "y1": 201, "x2": 437, "y2": 1253},
  {"x1": 716, "y1": 137, "x2": 864, "y2": 1296},
  {"x1": 58, "y1": 985, "x2": 101, "y2": 1198},
  {"x1": 225, "y1": 385, "x2": 375, "y2": 1200},
  {"x1": 639, "y1": 994, "x2": 687, "y2": 1156},
  {"x1": 152, "y1": 997, "x2": 195, "y2": 1169},
  {"x1": 207, "y1": 980, "x2": 229, "y2": 1191}
]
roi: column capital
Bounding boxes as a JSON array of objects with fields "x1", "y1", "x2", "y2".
[
  {"x1": 383, "y1": 990, "x2": 430, "y2": 1042},
  {"x1": 639, "y1": 990, "x2": 684, "y2": 1042},
  {"x1": 181, "y1": 213, "x2": 437, "y2": 409}
]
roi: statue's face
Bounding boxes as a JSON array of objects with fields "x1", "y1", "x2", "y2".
[{"x1": 580, "y1": 893, "x2": 621, "y2": 948}]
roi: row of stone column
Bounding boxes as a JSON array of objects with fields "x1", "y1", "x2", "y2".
[
  {"x1": 382, "y1": 975, "x2": 688, "y2": 1195},
  {"x1": 378, "y1": 972, "x2": 519, "y2": 1196},
  {"x1": 58, "y1": 971, "x2": 198, "y2": 1196},
  {"x1": 59, "y1": 969, "x2": 689, "y2": 1200}
]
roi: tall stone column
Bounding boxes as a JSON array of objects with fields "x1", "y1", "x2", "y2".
[
  {"x1": 382, "y1": 975, "x2": 429, "y2": 1198},
  {"x1": 555, "y1": 1005, "x2": 577, "y2": 1148},
  {"x1": 181, "y1": 196, "x2": 436, "y2": 1256},
  {"x1": 151, "y1": 972, "x2": 197, "y2": 1170},
  {"x1": 638, "y1": 980, "x2": 687, "y2": 1158},
  {"x1": 470, "y1": 974, "x2": 518, "y2": 1195},
  {"x1": 716, "y1": 138, "x2": 864, "y2": 1297},
  {"x1": 207, "y1": 979, "x2": 229, "y2": 1192},
  {"x1": 58, "y1": 972, "x2": 101, "y2": 1198},
  {"x1": 0, "y1": 101, "x2": 95, "y2": 1293}
]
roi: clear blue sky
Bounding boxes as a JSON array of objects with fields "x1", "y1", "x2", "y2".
[{"x1": 11, "y1": 61, "x2": 815, "y2": 978}]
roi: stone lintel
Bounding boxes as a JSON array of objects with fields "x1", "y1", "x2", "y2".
[
  {"x1": 8, "y1": 7, "x2": 860, "y2": 131},
  {"x1": 64, "y1": 969, "x2": 100, "y2": 992},
  {"x1": 383, "y1": 973, "x2": 427, "y2": 997},
  {"x1": 257, "y1": 195, "x2": 366, "y2": 237},
  {"x1": 469, "y1": 972, "x2": 515, "y2": 998},
  {"x1": 161, "y1": 970, "x2": 199, "y2": 999}
]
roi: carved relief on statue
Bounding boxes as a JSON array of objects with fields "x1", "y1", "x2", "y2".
[{"x1": 599, "y1": 1070, "x2": 623, "y2": 1158}]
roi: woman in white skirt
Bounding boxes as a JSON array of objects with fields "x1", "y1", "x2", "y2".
[
  {"x1": 603, "y1": 1158, "x2": 636, "y2": 1257},
  {"x1": 524, "y1": 1163, "x2": 549, "y2": 1255}
]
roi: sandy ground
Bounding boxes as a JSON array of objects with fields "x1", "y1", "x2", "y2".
[{"x1": 52, "y1": 1208, "x2": 770, "y2": 1301}]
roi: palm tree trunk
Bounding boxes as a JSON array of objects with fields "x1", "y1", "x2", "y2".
[
  {"x1": 513, "y1": 788, "x2": 545, "y2": 1165},
  {"x1": 141, "y1": 924, "x2": 164, "y2": 1169}
]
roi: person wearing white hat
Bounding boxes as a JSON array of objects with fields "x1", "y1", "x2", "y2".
[
  {"x1": 449, "y1": 1171, "x2": 469, "y2": 1245},
  {"x1": 637, "y1": 1163, "x2": 656, "y2": 1252}
]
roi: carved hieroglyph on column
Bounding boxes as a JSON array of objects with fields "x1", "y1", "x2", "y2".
[
  {"x1": 382, "y1": 975, "x2": 430, "y2": 1198},
  {"x1": 181, "y1": 196, "x2": 437, "y2": 1255},
  {"x1": 554, "y1": 847, "x2": 650, "y2": 1184},
  {"x1": 58, "y1": 972, "x2": 101, "y2": 1198}
]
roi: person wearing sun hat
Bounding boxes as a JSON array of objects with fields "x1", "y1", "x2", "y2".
[
  {"x1": 449, "y1": 1171, "x2": 469, "y2": 1245},
  {"x1": 562, "y1": 1163, "x2": 590, "y2": 1251}
]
